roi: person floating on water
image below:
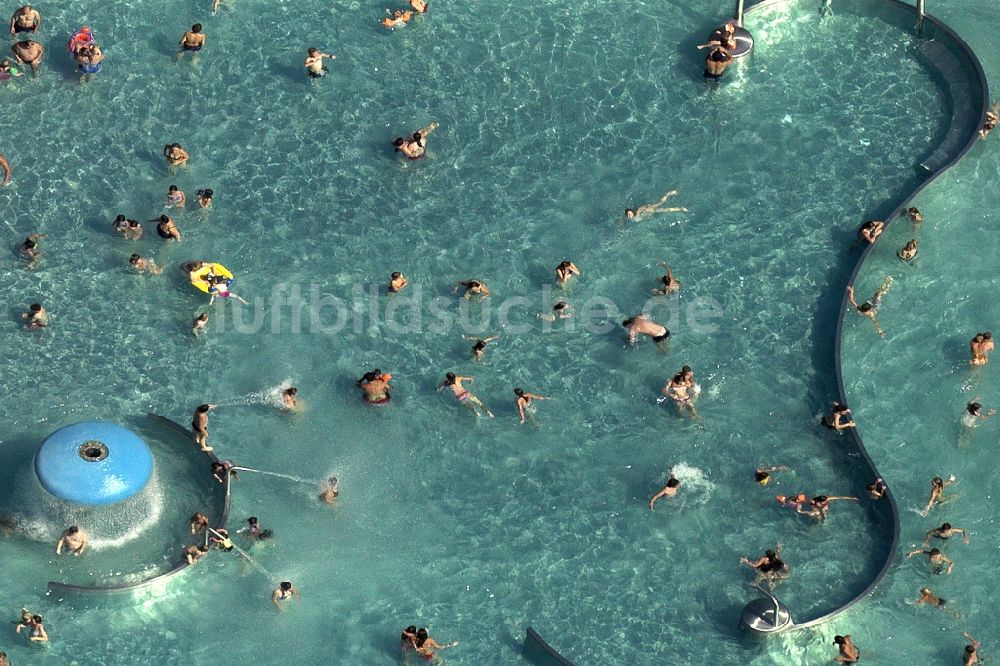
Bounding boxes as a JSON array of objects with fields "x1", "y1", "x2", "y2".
[
  {"x1": 905, "y1": 547, "x2": 954, "y2": 574},
  {"x1": 178, "y1": 23, "x2": 205, "y2": 57},
  {"x1": 821, "y1": 402, "x2": 855, "y2": 430},
  {"x1": 243, "y1": 516, "x2": 273, "y2": 541},
  {"x1": 661, "y1": 365, "x2": 698, "y2": 417},
  {"x1": 412, "y1": 628, "x2": 458, "y2": 660},
  {"x1": 388, "y1": 271, "x2": 408, "y2": 293},
  {"x1": 381, "y1": 9, "x2": 413, "y2": 29},
  {"x1": 651, "y1": 262, "x2": 681, "y2": 295},
  {"x1": 130, "y1": 253, "x2": 163, "y2": 274},
  {"x1": 0, "y1": 58, "x2": 23, "y2": 80},
  {"x1": 357, "y1": 369, "x2": 392, "y2": 405},
  {"x1": 55, "y1": 525, "x2": 87, "y2": 556},
  {"x1": 454, "y1": 279, "x2": 490, "y2": 301},
  {"x1": 555, "y1": 260, "x2": 580, "y2": 286},
  {"x1": 923, "y1": 475, "x2": 955, "y2": 515},
  {"x1": 438, "y1": 372, "x2": 493, "y2": 417},
  {"x1": 190, "y1": 512, "x2": 209, "y2": 534},
  {"x1": 467, "y1": 334, "x2": 499, "y2": 361},
  {"x1": 185, "y1": 544, "x2": 209, "y2": 564},
  {"x1": 740, "y1": 545, "x2": 789, "y2": 584},
  {"x1": 514, "y1": 387, "x2": 547, "y2": 424},
  {"x1": 962, "y1": 401, "x2": 995, "y2": 428},
  {"x1": 833, "y1": 635, "x2": 859, "y2": 664},
  {"x1": 192, "y1": 312, "x2": 210, "y2": 335},
  {"x1": 304, "y1": 47, "x2": 335, "y2": 78},
  {"x1": 924, "y1": 522, "x2": 969, "y2": 546},
  {"x1": 846, "y1": 276, "x2": 892, "y2": 337},
  {"x1": 970, "y1": 332, "x2": 994, "y2": 366},
  {"x1": 11, "y1": 39, "x2": 43, "y2": 75},
  {"x1": 163, "y1": 143, "x2": 189, "y2": 167},
  {"x1": 281, "y1": 387, "x2": 299, "y2": 410},
  {"x1": 192, "y1": 403, "x2": 217, "y2": 452},
  {"x1": 857, "y1": 219, "x2": 884, "y2": 244},
  {"x1": 319, "y1": 476, "x2": 339, "y2": 504},
  {"x1": 17, "y1": 233, "x2": 44, "y2": 268},
  {"x1": 9, "y1": 4, "x2": 40, "y2": 34},
  {"x1": 703, "y1": 45, "x2": 732, "y2": 81},
  {"x1": 754, "y1": 465, "x2": 789, "y2": 486},
  {"x1": 622, "y1": 313, "x2": 669, "y2": 348},
  {"x1": 624, "y1": 191, "x2": 687, "y2": 222},
  {"x1": 962, "y1": 632, "x2": 981, "y2": 665},
  {"x1": 648, "y1": 475, "x2": 680, "y2": 510},
  {"x1": 272, "y1": 581, "x2": 300, "y2": 610},
  {"x1": 392, "y1": 123, "x2": 438, "y2": 160},
  {"x1": 21, "y1": 302, "x2": 47, "y2": 329},
  {"x1": 897, "y1": 238, "x2": 918, "y2": 262}
]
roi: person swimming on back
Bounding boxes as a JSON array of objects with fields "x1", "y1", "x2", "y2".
[
  {"x1": 622, "y1": 314, "x2": 669, "y2": 347},
  {"x1": 624, "y1": 191, "x2": 687, "y2": 221},
  {"x1": 392, "y1": 123, "x2": 438, "y2": 159},
  {"x1": 319, "y1": 476, "x2": 340, "y2": 504},
  {"x1": 357, "y1": 369, "x2": 392, "y2": 404},
  {"x1": 438, "y1": 372, "x2": 493, "y2": 417}
]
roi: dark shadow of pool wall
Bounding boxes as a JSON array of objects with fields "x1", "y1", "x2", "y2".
[{"x1": 522, "y1": 0, "x2": 987, "y2": 660}]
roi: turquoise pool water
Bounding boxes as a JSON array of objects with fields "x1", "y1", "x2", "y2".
[{"x1": 0, "y1": 0, "x2": 990, "y2": 663}]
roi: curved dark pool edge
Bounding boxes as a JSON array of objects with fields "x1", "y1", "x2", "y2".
[
  {"x1": 46, "y1": 414, "x2": 231, "y2": 594},
  {"x1": 524, "y1": 0, "x2": 989, "y2": 658}
]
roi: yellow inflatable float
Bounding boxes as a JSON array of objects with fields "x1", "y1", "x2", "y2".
[{"x1": 189, "y1": 263, "x2": 233, "y2": 293}]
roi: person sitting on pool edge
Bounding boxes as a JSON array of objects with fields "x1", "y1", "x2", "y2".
[
  {"x1": 857, "y1": 219, "x2": 884, "y2": 244},
  {"x1": 304, "y1": 47, "x2": 335, "y2": 78}
]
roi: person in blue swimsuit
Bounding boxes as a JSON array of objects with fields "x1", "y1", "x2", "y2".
[{"x1": 75, "y1": 43, "x2": 103, "y2": 75}]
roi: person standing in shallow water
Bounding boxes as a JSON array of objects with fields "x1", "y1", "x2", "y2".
[
  {"x1": 304, "y1": 47, "x2": 335, "y2": 78},
  {"x1": 192, "y1": 403, "x2": 216, "y2": 452},
  {"x1": 56, "y1": 525, "x2": 87, "y2": 556},
  {"x1": 272, "y1": 581, "x2": 300, "y2": 609},
  {"x1": 178, "y1": 23, "x2": 205, "y2": 57},
  {"x1": 970, "y1": 332, "x2": 994, "y2": 366}
]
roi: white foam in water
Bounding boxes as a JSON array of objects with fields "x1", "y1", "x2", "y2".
[
  {"x1": 221, "y1": 378, "x2": 296, "y2": 408},
  {"x1": 669, "y1": 463, "x2": 715, "y2": 505}
]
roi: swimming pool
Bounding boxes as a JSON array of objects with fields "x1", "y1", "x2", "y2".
[{"x1": 0, "y1": 0, "x2": 992, "y2": 662}]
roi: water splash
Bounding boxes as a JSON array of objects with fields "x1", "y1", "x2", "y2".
[
  {"x1": 216, "y1": 379, "x2": 296, "y2": 408},
  {"x1": 669, "y1": 462, "x2": 716, "y2": 506}
]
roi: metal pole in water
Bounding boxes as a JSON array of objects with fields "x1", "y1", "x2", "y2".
[
  {"x1": 736, "y1": 0, "x2": 745, "y2": 27},
  {"x1": 916, "y1": 0, "x2": 925, "y2": 32}
]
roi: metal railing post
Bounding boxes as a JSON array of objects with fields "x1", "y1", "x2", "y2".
[
  {"x1": 736, "y1": 0, "x2": 745, "y2": 26},
  {"x1": 916, "y1": 0, "x2": 925, "y2": 32}
]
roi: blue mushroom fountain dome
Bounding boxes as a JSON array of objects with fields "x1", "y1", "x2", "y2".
[{"x1": 34, "y1": 421, "x2": 154, "y2": 505}]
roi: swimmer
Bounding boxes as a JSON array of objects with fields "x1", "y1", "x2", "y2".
[
  {"x1": 648, "y1": 475, "x2": 680, "y2": 510},
  {"x1": 154, "y1": 214, "x2": 181, "y2": 241},
  {"x1": 963, "y1": 632, "x2": 980, "y2": 665},
  {"x1": 438, "y1": 372, "x2": 494, "y2": 417},
  {"x1": 468, "y1": 334, "x2": 499, "y2": 361},
  {"x1": 166, "y1": 184, "x2": 186, "y2": 207},
  {"x1": 754, "y1": 465, "x2": 790, "y2": 486},
  {"x1": 821, "y1": 402, "x2": 855, "y2": 430},
  {"x1": 11, "y1": 39, "x2": 44, "y2": 74},
  {"x1": 178, "y1": 24, "x2": 206, "y2": 57},
  {"x1": 126, "y1": 218, "x2": 143, "y2": 239},
  {"x1": 356, "y1": 369, "x2": 392, "y2": 404},
  {"x1": 9, "y1": 5, "x2": 40, "y2": 34},
  {"x1": 624, "y1": 191, "x2": 687, "y2": 221},
  {"x1": 381, "y1": 9, "x2": 413, "y2": 29},
  {"x1": 113, "y1": 213, "x2": 135, "y2": 237},
  {"x1": 970, "y1": 332, "x2": 994, "y2": 366},
  {"x1": 924, "y1": 522, "x2": 969, "y2": 546},
  {"x1": 775, "y1": 493, "x2": 808, "y2": 510},
  {"x1": 272, "y1": 581, "x2": 300, "y2": 609},
  {"x1": 867, "y1": 478, "x2": 887, "y2": 500},
  {"x1": 195, "y1": 188, "x2": 213, "y2": 208},
  {"x1": 962, "y1": 401, "x2": 995, "y2": 427},
  {"x1": 280, "y1": 387, "x2": 300, "y2": 411},
  {"x1": 163, "y1": 143, "x2": 189, "y2": 167},
  {"x1": 0, "y1": 151, "x2": 9, "y2": 185},
  {"x1": 190, "y1": 512, "x2": 209, "y2": 534},
  {"x1": 703, "y1": 45, "x2": 732, "y2": 81},
  {"x1": 211, "y1": 460, "x2": 238, "y2": 484},
  {"x1": 210, "y1": 527, "x2": 234, "y2": 551},
  {"x1": 410, "y1": 0, "x2": 428, "y2": 12},
  {"x1": 0, "y1": 651, "x2": 7, "y2": 666},
  {"x1": 538, "y1": 301, "x2": 571, "y2": 321},
  {"x1": 192, "y1": 403, "x2": 216, "y2": 452},
  {"x1": 208, "y1": 275, "x2": 249, "y2": 305},
  {"x1": 740, "y1": 546, "x2": 789, "y2": 582},
  {"x1": 454, "y1": 279, "x2": 491, "y2": 301},
  {"x1": 797, "y1": 494, "x2": 858, "y2": 522},
  {"x1": 555, "y1": 260, "x2": 580, "y2": 286},
  {"x1": 914, "y1": 587, "x2": 947, "y2": 608},
  {"x1": 55, "y1": 525, "x2": 87, "y2": 556},
  {"x1": 192, "y1": 312, "x2": 210, "y2": 335},
  {"x1": 413, "y1": 628, "x2": 458, "y2": 660},
  {"x1": 17, "y1": 233, "x2": 44, "y2": 268},
  {"x1": 304, "y1": 47, "x2": 335, "y2": 78},
  {"x1": 14, "y1": 614, "x2": 47, "y2": 642},
  {"x1": 923, "y1": 475, "x2": 955, "y2": 514},
  {"x1": 833, "y1": 635, "x2": 859, "y2": 664},
  {"x1": 185, "y1": 544, "x2": 209, "y2": 564},
  {"x1": 697, "y1": 20, "x2": 737, "y2": 50},
  {"x1": 401, "y1": 625, "x2": 418, "y2": 653},
  {"x1": 21, "y1": 303, "x2": 47, "y2": 329},
  {"x1": 651, "y1": 262, "x2": 681, "y2": 295},
  {"x1": 319, "y1": 476, "x2": 339, "y2": 504},
  {"x1": 0, "y1": 58, "x2": 23, "y2": 79},
  {"x1": 979, "y1": 102, "x2": 1000, "y2": 140},
  {"x1": 392, "y1": 122, "x2": 438, "y2": 160},
  {"x1": 905, "y1": 547, "x2": 954, "y2": 574},
  {"x1": 897, "y1": 238, "x2": 918, "y2": 262},
  {"x1": 857, "y1": 219, "x2": 884, "y2": 244},
  {"x1": 243, "y1": 516, "x2": 273, "y2": 540},
  {"x1": 74, "y1": 43, "x2": 103, "y2": 76},
  {"x1": 388, "y1": 271, "x2": 408, "y2": 293},
  {"x1": 661, "y1": 365, "x2": 697, "y2": 417},
  {"x1": 514, "y1": 387, "x2": 547, "y2": 424},
  {"x1": 622, "y1": 314, "x2": 669, "y2": 347},
  {"x1": 130, "y1": 253, "x2": 163, "y2": 274},
  {"x1": 846, "y1": 276, "x2": 892, "y2": 337},
  {"x1": 907, "y1": 206, "x2": 924, "y2": 227}
]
